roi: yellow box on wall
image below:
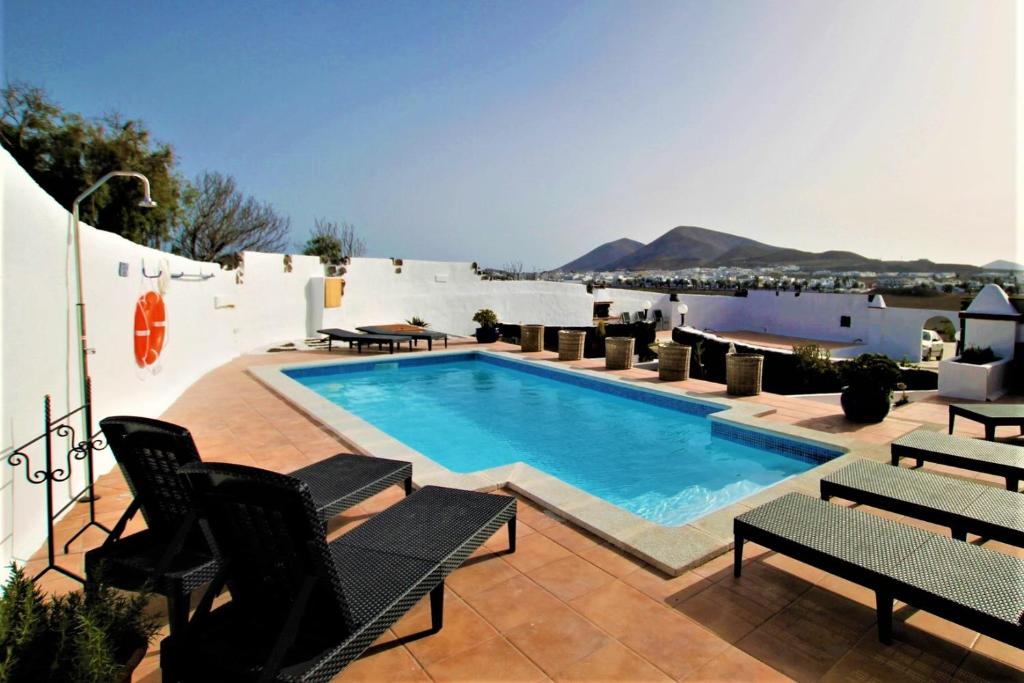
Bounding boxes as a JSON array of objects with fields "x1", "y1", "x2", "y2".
[{"x1": 324, "y1": 278, "x2": 345, "y2": 308}]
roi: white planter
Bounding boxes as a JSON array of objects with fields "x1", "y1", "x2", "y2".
[{"x1": 937, "y1": 356, "x2": 1010, "y2": 401}]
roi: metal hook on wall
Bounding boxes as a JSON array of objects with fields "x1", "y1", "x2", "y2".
[{"x1": 141, "y1": 262, "x2": 163, "y2": 279}]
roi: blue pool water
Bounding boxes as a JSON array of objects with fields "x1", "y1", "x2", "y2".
[{"x1": 288, "y1": 354, "x2": 838, "y2": 526}]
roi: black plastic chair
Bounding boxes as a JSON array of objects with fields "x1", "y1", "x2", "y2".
[
  {"x1": 162, "y1": 462, "x2": 516, "y2": 682},
  {"x1": 84, "y1": 416, "x2": 412, "y2": 637}
]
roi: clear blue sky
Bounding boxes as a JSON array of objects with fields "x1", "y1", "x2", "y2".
[{"x1": 4, "y1": 0, "x2": 1016, "y2": 269}]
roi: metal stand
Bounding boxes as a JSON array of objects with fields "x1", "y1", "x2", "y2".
[{"x1": 6, "y1": 380, "x2": 111, "y2": 584}]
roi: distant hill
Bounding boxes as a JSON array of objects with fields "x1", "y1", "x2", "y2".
[
  {"x1": 559, "y1": 225, "x2": 979, "y2": 273},
  {"x1": 982, "y1": 259, "x2": 1024, "y2": 271},
  {"x1": 560, "y1": 237, "x2": 644, "y2": 271}
]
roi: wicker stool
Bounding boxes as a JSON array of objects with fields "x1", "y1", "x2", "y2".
[
  {"x1": 605, "y1": 337, "x2": 635, "y2": 370},
  {"x1": 558, "y1": 330, "x2": 586, "y2": 361},
  {"x1": 658, "y1": 344, "x2": 691, "y2": 381},
  {"x1": 726, "y1": 353, "x2": 763, "y2": 396},
  {"x1": 521, "y1": 324, "x2": 545, "y2": 352}
]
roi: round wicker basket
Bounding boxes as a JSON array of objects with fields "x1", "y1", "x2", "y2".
[
  {"x1": 605, "y1": 337, "x2": 635, "y2": 370},
  {"x1": 558, "y1": 329, "x2": 586, "y2": 361},
  {"x1": 658, "y1": 344, "x2": 691, "y2": 381},
  {"x1": 726, "y1": 353, "x2": 763, "y2": 396},
  {"x1": 520, "y1": 324, "x2": 545, "y2": 352}
]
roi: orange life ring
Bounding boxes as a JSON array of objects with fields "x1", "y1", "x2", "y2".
[{"x1": 134, "y1": 291, "x2": 167, "y2": 368}]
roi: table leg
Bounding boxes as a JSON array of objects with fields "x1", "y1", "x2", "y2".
[
  {"x1": 985, "y1": 424, "x2": 995, "y2": 441},
  {"x1": 948, "y1": 411, "x2": 955, "y2": 435}
]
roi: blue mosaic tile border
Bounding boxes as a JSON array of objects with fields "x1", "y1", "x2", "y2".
[
  {"x1": 478, "y1": 354, "x2": 720, "y2": 417},
  {"x1": 283, "y1": 352, "x2": 478, "y2": 379},
  {"x1": 711, "y1": 422, "x2": 842, "y2": 465},
  {"x1": 283, "y1": 351, "x2": 720, "y2": 417}
]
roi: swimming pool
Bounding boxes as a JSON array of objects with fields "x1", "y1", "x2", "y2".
[{"x1": 285, "y1": 352, "x2": 841, "y2": 526}]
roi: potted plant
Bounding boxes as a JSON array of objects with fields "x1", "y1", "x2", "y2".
[
  {"x1": 472, "y1": 309, "x2": 500, "y2": 343},
  {"x1": 839, "y1": 353, "x2": 901, "y2": 423},
  {"x1": 0, "y1": 565, "x2": 159, "y2": 682},
  {"x1": 405, "y1": 316, "x2": 429, "y2": 328}
]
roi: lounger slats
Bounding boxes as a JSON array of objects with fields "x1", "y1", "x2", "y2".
[
  {"x1": 891, "y1": 429, "x2": 1024, "y2": 491},
  {"x1": 735, "y1": 493, "x2": 1024, "y2": 648},
  {"x1": 821, "y1": 459, "x2": 1024, "y2": 546}
]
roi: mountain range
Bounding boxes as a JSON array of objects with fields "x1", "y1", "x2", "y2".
[{"x1": 558, "y1": 226, "x2": 979, "y2": 273}]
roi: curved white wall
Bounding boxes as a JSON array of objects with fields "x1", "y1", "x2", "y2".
[{"x1": 0, "y1": 149, "x2": 596, "y2": 566}]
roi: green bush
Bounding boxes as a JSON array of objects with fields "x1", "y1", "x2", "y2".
[
  {"x1": 0, "y1": 565, "x2": 158, "y2": 683},
  {"x1": 405, "y1": 316, "x2": 429, "y2": 328},
  {"x1": 840, "y1": 353, "x2": 901, "y2": 395},
  {"x1": 957, "y1": 346, "x2": 999, "y2": 365},
  {"x1": 472, "y1": 309, "x2": 498, "y2": 328}
]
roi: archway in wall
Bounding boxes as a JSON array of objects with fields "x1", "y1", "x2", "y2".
[{"x1": 921, "y1": 315, "x2": 957, "y2": 362}]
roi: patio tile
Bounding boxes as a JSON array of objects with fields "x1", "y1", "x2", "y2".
[
  {"x1": 460, "y1": 575, "x2": 564, "y2": 633},
  {"x1": 336, "y1": 642, "x2": 430, "y2": 682},
  {"x1": 447, "y1": 555, "x2": 521, "y2": 597},
  {"x1": 553, "y1": 641, "x2": 673, "y2": 682},
  {"x1": 820, "y1": 623, "x2": 968, "y2": 683},
  {"x1": 617, "y1": 607, "x2": 730, "y2": 680},
  {"x1": 685, "y1": 646, "x2": 792, "y2": 682},
  {"x1": 392, "y1": 593, "x2": 499, "y2": 666},
  {"x1": 503, "y1": 531, "x2": 573, "y2": 573},
  {"x1": 526, "y1": 555, "x2": 616, "y2": 601},
  {"x1": 425, "y1": 636, "x2": 546, "y2": 682},
  {"x1": 621, "y1": 567, "x2": 712, "y2": 604},
  {"x1": 569, "y1": 580, "x2": 668, "y2": 638},
  {"x1": 505, "y1": 603, "x2": 613, "y2": 676},
  {"x1": 737, "y1": 587, "x2": 876, "y2": 681},
  {"x1": 576, "y1": 543, "x2": 644, "y2": 577}
]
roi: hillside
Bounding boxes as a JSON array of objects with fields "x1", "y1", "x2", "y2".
[
  {"x1": 982, "y1": 260, "x2": 1024, "y2": 272},
  {"x1": 559, "y1": 226, "x2": 979, "y2": 273},
  {"x1": 560, "y1": 237, "x2": 644, "y2": 271}
]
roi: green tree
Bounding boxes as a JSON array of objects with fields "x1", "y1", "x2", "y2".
[
  {"x1": 171, "y1": 171, "x2": 290, "y2": 266},
  {"x1": 1, "y1": 82, "x2": 181, "y2": 246},
  {"x1": 302, "y1": 218, "x2": 366, "y2": 264}
]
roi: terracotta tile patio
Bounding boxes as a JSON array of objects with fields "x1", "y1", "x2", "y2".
[{"x1": 24, "y1": 340, "x2": 1024, "y2": 681}]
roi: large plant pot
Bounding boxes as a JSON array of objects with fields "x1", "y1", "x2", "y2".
[
  {"x1": 558, "y1": 330, "x2": 586, "y2": 361},
  {"x1": 726, "y1": 353, "x2": 763, "y2": 396},
  {"x1": 840, "y1": 386, "x2": 891, "y2": 423},
  {"x1": 521, "y1": 324, "x2": 545, "y2": 352},
  {"x1": 605, "y1": 337, "x2": 635, "y2": 370},
  {"x1": 658, "y1": 344, "x2": 691, "y2": 381},
  {"x1": 475, "y1": 326, "x2": 500, "y2": 343}
]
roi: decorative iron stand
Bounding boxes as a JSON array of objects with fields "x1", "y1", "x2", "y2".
[{"x1": 6, "y1": 378, "x2": 111, "y2": 583}]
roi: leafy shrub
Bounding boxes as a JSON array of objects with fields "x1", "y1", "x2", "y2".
[
  {"x1": 0, "y1": 565, "x2": 158, "y2": 682},
  {"x1": 472, "y1": 309, "x2": 498, "y2": 328},
  {"x1": 840, "y1": 353, "x2": 901, "y2": 395},
  {"x1": 957, "y1": 346, "x2": 999, "y2": 365},
  {"x1": 405, "y1": 316, "x2": 429, "y2": 328}
]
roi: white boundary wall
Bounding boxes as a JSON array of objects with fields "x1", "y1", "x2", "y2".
[
  {"x1": 0, "y1": 150, "x2": 595, "y2": 566},
  {"x1": 670, "y1": 290, "x2": 958, "y2": 360}
]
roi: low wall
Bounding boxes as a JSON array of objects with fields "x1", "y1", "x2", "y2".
[{"x1": 0, "y1": 149, "x2": 596, "y2": 567}]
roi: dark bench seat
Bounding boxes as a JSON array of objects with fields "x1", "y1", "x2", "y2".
[
  {"x1": 821, "y1": 458, "x2": 1024, "y2": 546},
  {"x1": 317, "y1": 328, "x2": 413, "y2": 354},
  {"x1": 734, "y1": 493, "x2": 1024, "y2": 649},
  {"x1": 891, "y1": 429, "x2": 1024, "y2": 491}
]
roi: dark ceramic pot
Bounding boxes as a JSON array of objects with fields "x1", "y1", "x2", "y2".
[
  {"x1": 475, "y1": 326, "x2": 500, "y2": 343},
  {"x1": 840, "y1": 386, "x2": 891, "y2": 423}
]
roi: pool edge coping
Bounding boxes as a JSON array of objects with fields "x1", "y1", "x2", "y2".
[{"x1": 248, "y1": 348, "x2": 885, "y2": 576}]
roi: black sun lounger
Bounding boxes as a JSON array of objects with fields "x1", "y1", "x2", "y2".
[
  {"x1": 317, "y1": 328, "x2": 412, "y2": 354},
  {"x1": 821, "y1": 458, "x2": 1024, "y2": 547},
  {"x1": 734, "y1": 493, "x2": 1024, "y2": 649},
  {"x1": 356, "y1": 325, "x2": 449, "y2": 350},
  {"x1": 162, "y1": 464, "x2": 516, "y2": 682},
  {"x1": 949, "y1": 403, "x2": 1024, "y2": 441},
  {"x1": 85, "y1": 416, "x2": 412, "y2": 637},
  {"x1": 891, "y1": 429, "x2": 1024, "y2": 491}
]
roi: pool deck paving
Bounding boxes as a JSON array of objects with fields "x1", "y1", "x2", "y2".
[{"x1": 23, "y1": 339, "x2": 1024, "y2": 682}]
